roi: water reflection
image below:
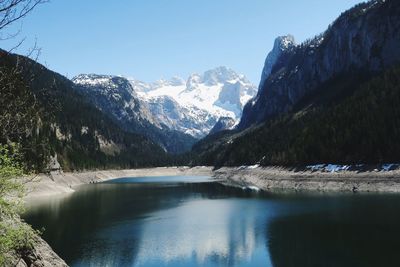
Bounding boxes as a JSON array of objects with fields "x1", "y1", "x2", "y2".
[
  {"x1": 24, "y1": 177, "x2": 278, "y2": 266},
  {"x1": 23, "y1": 176, "x2": 400, "y2": 267},
  {"x1": 133, "y1": 198, "x2": 271, "y2": 266}
]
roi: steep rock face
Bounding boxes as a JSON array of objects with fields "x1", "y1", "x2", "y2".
[
  {"x1": 146, "y1": 96, "x2": 216, "y2": 138},
  {"x1": 72, "y1": 74, "x2": 196, "y2": 153},
  {"x1": 239, "y1": 0, "x2": 400, "y2": 129},
  {"x1": 215, "y1": 81, "x2": 251, "y2": 118},
  {"x1": 208, "y1": 117, "x2": 236, "y2": 136},
  {"x1": 259, "y1": 35, "x2": 296, "y2": 87},
  {"x1": 136, "y1": 66, "x2": 257, "y2": 137},
  {"x1": 73, "y1": 67, "x2": 256, "y2": 142},
  {"x1": 73, "y1": 74, "x2": 157, "y2": 127}
]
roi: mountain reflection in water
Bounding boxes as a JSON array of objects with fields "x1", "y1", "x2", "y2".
[{"x1": 24, "y1": 176, "x2": 400, "y2": 267}]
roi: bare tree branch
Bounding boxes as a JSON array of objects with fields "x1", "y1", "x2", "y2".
[
  {"x1": 0, "y1": 0, "x2": 48, "y2": 31},
  {"x1": 0, "y1": 0, "x2": 51, "y2": 172}
]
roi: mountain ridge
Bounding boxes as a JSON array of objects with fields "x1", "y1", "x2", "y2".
[
  {"x1": 73, "y1": 67, "x2": 257, "y2": 139},
  {"x1": 72, "y1": 74, "x2": 196, "y2": 153},
  {"x1": 192, "y1": 0, "x2": 400, "y2": 167},
  {"x1": 0, "y1": 50, "x2": 175, "y2": 171},
  {"x1": 239, "y1": 0, "x2": 400, "y2": 129}
]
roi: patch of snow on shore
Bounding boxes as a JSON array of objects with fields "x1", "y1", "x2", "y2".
[
  {"x1": 247, "y1": 164, "x2": 260, "y2": 169},
  {"x1": 237, "y1": 165, "x2": 260, "y2": 170},
  {"x1": 242, "y1": 186, "x2": 261, "y2": 192},
  {"x1": 307, "y1": 164, "x2": 350, "y2": 173},
  {"x1": 382, "y1": 164, "x2": 399, "y2": 171},
  {"x1": 307, "y1": 164, "x2": 399, "y2": 173},
  {"x1": 325, "y1": 164, "x2": 350, "y2": 173}
]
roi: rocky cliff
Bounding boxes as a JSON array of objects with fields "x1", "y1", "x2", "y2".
[
  {"x1": 208, "y1": 117, "x2": 236, "y2": 136},
  {"x1": 72, "y1": 74, "x2": 196, "y2": 153},
  {"x1": 74, "y1": 67, "x2": 257, "y2": 140},
  {"x1": 239, "y1": 0, "x2": 400, "y2": 129},
  {"x1": 136, "y1": 66, "x2": 257, "y2": 137},
  {"x1": 192, "y1": 0, "x2": 400, "y2": 167}
]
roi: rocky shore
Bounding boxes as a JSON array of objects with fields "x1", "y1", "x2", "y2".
[
  {"x1": 21, "y1": 165, "x2": 400, "y2": 266},
  {"x1": 214, "y1": 166, "x2": 400, "y2": 193},
  {"x1": 25, "y1": 166, "x2": 213, "y2": 199},
  {"x1": 26, "y1": 165, "x2": 400, "y2": 200},
  {"x1": 21, "y1": 166, "x2": 212, "y2": 266},
  {"x1": 11, "y1": 234, "x2": 68, "y2": 267}
]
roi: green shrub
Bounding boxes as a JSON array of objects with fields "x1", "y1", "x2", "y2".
[{"x1": 0, "y1": 143, "x2": 36, "y2": 265}]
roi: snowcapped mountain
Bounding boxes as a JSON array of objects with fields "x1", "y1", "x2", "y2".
[
  {"x1": 145, "y1": 95, "x2": 217, "y2": 137},
  {"x1": 72, "y1": 74, "x2": 197, "y2": 153},
  {"x1": 73, "y1": 74, "x2": 157, "y2": 125},
  {"x1": 132, "y1": 66, "x2": 257, "y2": 137},
  {"x1": 72, "y1": 67, "x2": 256, "y2": 144},
  {"x1": 208, "y1": 117, "x2": 236, "y2": 136}
]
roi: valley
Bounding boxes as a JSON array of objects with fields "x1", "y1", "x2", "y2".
[{"x1": 1, "y1": 0, "x2": 400, "y2": 266}]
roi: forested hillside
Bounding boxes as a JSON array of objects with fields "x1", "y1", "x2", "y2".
[
  {"x1": 192, "y1": 66, "x2": 400, "y2": 167},
  {"x1": 239, "y1": 0, "x2": 400, "y2": 129},
  {"x1": 72, "y1": 74, "x2": 197, "y2": 154},
  {"x1": 192, "y1": 0, "x2": 400, "y2": 167},
  {"x1": 0, "y1": 50, "x2": 176, "y2": 171}
]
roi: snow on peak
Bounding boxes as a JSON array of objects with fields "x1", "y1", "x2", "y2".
[
  {"x1": 202, "y1": 66, "x2": 241, "y2": 86},
  {"x1": 73, "y1": 68, "x2": 257, "y2": 138},
  {"x1": 129, "y1": 79, "x2": 152, "y2": 93},
  {"x1": 274, "y1": 35, "x2": 296, "y2": 51},
  {"x1": 259, "y1": 35, "x2": 297, "y2": 89},
  {"x1": 169, "y1": 76, "x2": 186, "y2": 86},
  {"x1": 137, "y1": 67, "x2": 257, "y2": 122},
  {"x1": 73, "y1": 74, "x2": 115, "y2": 87},
  {"x1": 72, "y1": 74, "x2": 137, "y2": 96}
]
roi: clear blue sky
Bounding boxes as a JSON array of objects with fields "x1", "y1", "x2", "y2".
[{"x1": 1, "y1": 0, "x2": 364, "y2": 85}]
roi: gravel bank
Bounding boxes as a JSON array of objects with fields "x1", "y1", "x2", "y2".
[
  {"x1": 213, "y1": 166, "x2": 400, "y2": 193},
  {"x1": 22, "y1": 164, "x2": 400, "y2": 266},
  {"x1": 25, "y1": 166, "x2": 213, "y2": 199}
]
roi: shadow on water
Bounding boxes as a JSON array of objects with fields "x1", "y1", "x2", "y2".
[
  {"x1": 23, "y1": 176, "x2": 400, "y2": 267},
  {"x1": 24, "y1": 177, "x2": 272, "y2": 266},
  {"x1": 267, "y1": 194, "x2": 400, "y2": 267}
]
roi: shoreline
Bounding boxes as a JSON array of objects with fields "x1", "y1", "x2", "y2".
[
  {"x1": 24, "y1": 166, "x2": 213, "y2": 199},
  {"x1": 25, "y1": 165, "x2": 400, "y2": 200},
  {"x1": 20, "y1": 165, "x2": 400, "y2": 266},
  {"x1": 214, "y1": 166, "x2": 400, "y2": 193}
]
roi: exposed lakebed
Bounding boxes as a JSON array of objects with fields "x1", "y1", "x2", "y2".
[{"x1": 24, "y1": 176, "x2": 400, "y2": 267}]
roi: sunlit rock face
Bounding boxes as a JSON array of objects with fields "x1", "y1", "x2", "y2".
[
  {"x1": 72, "y1": 74, "x2": 197, "y2": 153},
  {"x1": 73, "y1": 67, "x2": 256, "y2": 139},
  {"x1": 134, "y1": 66, "x2": 257, "y2": 138},
  {"x1": 239, "y1": 0, "x2": 400, "y2": 129},
  {"x1": 208, "y1": 117, "x2": 236, "y2": 136},
  {"x1": 73, "y1": 74, "x2": 157, "y2": 125},
  {"x1": 259, "y1": 35, "x2": 296, "y2": 89}
]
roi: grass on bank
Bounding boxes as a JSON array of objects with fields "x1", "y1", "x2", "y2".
[{"x1": 0, "y1": 143, "x2": 38, "y2": 266}]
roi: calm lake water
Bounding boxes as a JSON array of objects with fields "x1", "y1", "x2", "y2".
[{"x1": 23, "y1": 176, "x2": 400, "y2": 267}]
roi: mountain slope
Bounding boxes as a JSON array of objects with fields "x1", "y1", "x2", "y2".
[
  {"x1": 145, "y1": 95, "x2": 215, "y2": 138},
  {"x1": 208, "y1": 117, "x2": 236, "y2": 136},
  {"x1": 239, "y1": 0, "x2": 400, "y2": 129},
  {"x1": 193, "y1": 65, "x2": 400, "y2": 167},
  {"x1": 135, "y1": 66, "x2": 257, "y2": 137},
  {"x1": 0, "y1": 50, "x2": 173, "y2": 171},
  {"x1": 72, "y1": 74, "x2": 196, "y2": 153},
  {"x1": 192, "y1": 0, "x2": 400, "y2": 167}
]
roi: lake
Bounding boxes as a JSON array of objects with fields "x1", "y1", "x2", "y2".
[{"x1": 23, "y1": 175, "x2": 400, "y2": 267}]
